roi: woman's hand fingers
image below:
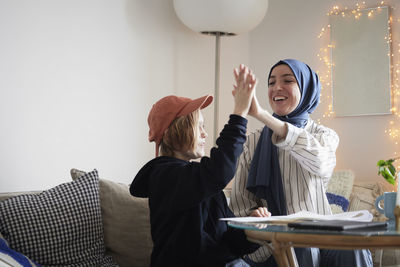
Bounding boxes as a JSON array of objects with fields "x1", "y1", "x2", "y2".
[
  {"x1": 260, "y1": 207, "x2": 271, "y2": 217},
  {"x1": 250, "y1": 207, "x2": 271, "y2": 217},
  {"x1": 249, "y1": 209, "x2": 262, "y2": 217},
  {"x1": 256, "y1": 207, "x2": 271, "y2": 217}
]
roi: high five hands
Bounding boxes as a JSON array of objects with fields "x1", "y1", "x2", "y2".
[
  {"x1": 233, "y1": 64, "x2": 263, "y2": 120},
  {"x1": 232, "y1": 64, "x2": 256, "y2": 118}
]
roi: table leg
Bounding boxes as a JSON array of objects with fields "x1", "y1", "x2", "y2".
[
  {"x1": 245, "y1": 230, "x2": 299, "y2": 267},
  {"x1": 269, "y1": 234, "x2": 299, "y2": 267},
  {"x1": 270, "y1": 242, "x2": 290, "y2": 266},
  {"x1": 286, "y1": 246, "x2": 298, "y2": 267}
]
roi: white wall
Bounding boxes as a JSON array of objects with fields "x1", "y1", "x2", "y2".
[
  {"x1": 245, "y1": 0, "x2": 400, "y2": 184},
  {"x1": 1, "y1": 0, "x2": 398, "y2": 192},
  {"x1": 0, "y1": 0, "x2": 251, "y2": 192}
]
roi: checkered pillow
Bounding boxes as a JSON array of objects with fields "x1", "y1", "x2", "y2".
[{"x1": 0, "y1": 169, "x2": 117, "y2": 266}]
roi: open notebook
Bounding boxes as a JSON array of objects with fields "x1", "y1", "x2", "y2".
[{"x1": 220, "y1": 210, "x2": 374, "y2": 224}]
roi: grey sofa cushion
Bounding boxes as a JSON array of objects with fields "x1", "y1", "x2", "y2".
[
  {"x1": 70, "y1": 168, "x2": 153, "y2": 267},
  {"x1": 0, "y1": 169, "x2": 117, "y2": 267}
]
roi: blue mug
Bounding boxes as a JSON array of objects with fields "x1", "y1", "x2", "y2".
[{"x1": 375, "y1": 192, "x2": 397, "y2": 220}]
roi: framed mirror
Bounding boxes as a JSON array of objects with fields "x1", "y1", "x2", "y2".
[{"x1": 330, "y1": 6, "x2": 392, "y2": 117}]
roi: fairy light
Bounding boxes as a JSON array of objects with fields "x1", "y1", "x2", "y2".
[{"x1": 317, "y1": 1, "x2": 400, "y2": 162}]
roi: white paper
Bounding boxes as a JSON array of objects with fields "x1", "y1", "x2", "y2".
[{"x1": 220, "y1": 210, "x2": 373, "y2": 223}]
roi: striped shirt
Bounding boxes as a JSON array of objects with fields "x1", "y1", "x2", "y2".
[{"x1": 229, "y1": 119, "x2": 339, "y2": 262}]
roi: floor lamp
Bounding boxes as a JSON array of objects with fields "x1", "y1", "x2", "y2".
[{"x1": 173, "y1": 0, "x2": 269, "y2": 143}]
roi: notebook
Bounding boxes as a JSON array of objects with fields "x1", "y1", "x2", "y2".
[{"x1": 287, "y1": 220, "x2": 388, "y2": 231}]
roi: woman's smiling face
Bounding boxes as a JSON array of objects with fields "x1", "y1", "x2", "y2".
[{"x1": 268, "y1": 64, "x2": 301, "y2": 116}]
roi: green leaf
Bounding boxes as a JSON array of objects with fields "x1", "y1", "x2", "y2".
[
  {"x1": 384, "y1": 167, "x2": 394, "y2": 177},
  {"x1": 377, "y1": 160, "x2": 386, "y2": 167},
  {"x1": 386, "y1": 176, "x2": 396, "y2": 185},
  {"x1": 377, "y1": 158, "x2": 398, "y2": 185},
  {"x1": 378, "y1": 166, "x2": 384, "y2": 175},
  {"x1": 389, "y1": 164, "x2": 396, "y2": 176}
]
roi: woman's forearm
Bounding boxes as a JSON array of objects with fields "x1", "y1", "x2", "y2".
[{"x1": 255, "y1": 109, "x2": 288, "y2": 140}]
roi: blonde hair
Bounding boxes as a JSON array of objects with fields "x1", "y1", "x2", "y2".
[{"x1": 160, "y1": 110, "x2": 199, "y2": 157}]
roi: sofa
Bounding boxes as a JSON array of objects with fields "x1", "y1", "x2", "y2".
[
  {"x1": 0, "y1": 168, "x2": 398, "y2": 267},
  {"x1": 318, "y1": 170, "x2": 399, "y2": 267},
  {"x1": 0, "y1": 169, "x2": 153, "y2": 267}
]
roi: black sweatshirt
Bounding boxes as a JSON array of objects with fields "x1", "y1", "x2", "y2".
[{"x1": 130, "y1": 115, "x2": 259, "y2": 267}]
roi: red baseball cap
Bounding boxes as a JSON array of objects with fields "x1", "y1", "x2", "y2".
[{"x1": 148, "y1": 94, "x2": 213, "y2": 156}]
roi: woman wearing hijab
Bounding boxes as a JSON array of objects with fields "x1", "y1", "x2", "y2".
[{"x1": 229, "y1": 59, "x2": 372, "y2": 267}]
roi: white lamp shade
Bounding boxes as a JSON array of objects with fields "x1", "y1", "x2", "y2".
[{"x1": 173, "y1": 0, "x2": 268, "y2": 34}]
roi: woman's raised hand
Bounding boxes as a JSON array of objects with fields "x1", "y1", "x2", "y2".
[{"x1": 232, "y1": 64, "x2": 257, "y2": 118}]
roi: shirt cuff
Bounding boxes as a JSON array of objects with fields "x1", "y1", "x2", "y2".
[
  {"x1": 272, "y1": 122, "x2": 301, "y2": 149},
  {"x1": 229, "y1": 114, "x2": 248, "y2": 126}
]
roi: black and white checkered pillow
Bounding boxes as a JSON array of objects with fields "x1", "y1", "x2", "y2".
[{"x1": 0, "y1": 169, "x2": 117, "y2": 267}]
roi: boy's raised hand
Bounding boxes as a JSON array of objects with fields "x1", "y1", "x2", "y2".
[{"x1": 232, "y1": 64, "x2": 257, "y2": 118}]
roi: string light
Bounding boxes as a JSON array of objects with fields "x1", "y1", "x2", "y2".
[{"x1": 316, "y1": 1, "x2": 400, "y2": 166}]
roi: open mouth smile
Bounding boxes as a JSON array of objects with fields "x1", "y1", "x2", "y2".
[{"x1": 273, "y1": 96, "x2": 288, "y2": 101}]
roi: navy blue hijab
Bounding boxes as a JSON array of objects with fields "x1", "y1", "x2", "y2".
[{"x1": 246, "y1": 59, "x2": 321, "y2": 215}]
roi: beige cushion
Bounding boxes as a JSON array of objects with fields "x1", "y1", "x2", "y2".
[
  {"x1": 70, "y1": 169, "x2": 153, "y2": 267},
  {"x1": 70, "y1": 168, "x2": 87, "y2": 180},
  {"x1": 99, "y1": 179, "x2": 153, "y2": 267},
  {"x1": 348, "y1": 181, "x2": 391, "y2": 221}
]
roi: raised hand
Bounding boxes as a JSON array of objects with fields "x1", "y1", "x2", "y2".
[
  {"x1": 232, "y1": 64, "x2": 257, "y2": 118},
  {"x1": 248, "y1": 89, "x2": 263, "y2": 119}
]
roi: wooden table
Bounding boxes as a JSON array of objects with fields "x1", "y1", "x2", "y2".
[{"x1": 228, "y1": 221, "x2": 400, "y2": 267}]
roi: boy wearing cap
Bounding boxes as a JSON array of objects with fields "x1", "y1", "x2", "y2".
[{"x1": 130, "y1": 65, "x2": 261, "y2": 267}]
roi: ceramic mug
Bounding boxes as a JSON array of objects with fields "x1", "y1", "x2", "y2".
[{"x1": 375, "y1": 191, "x2": 397, "y2": 220}]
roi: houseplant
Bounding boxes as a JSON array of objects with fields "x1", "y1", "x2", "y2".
[
  {"x1": 375, "y1": 157, "x2": 399, "y2": 222},
  {"x1": 377, "y1": 157, "x2": 399, "y2": 185}
]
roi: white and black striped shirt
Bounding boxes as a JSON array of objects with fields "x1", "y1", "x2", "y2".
[{"x1": 229, "y1": 119, "x2": 339, "y2": 262}]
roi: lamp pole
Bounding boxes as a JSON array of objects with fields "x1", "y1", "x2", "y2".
[
  {"x1": 213, "y1": 32, "x2": 221, "y2": 144},
  {"x1": 202, "y1": 31, "x2": 235, "y2": 144}
]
